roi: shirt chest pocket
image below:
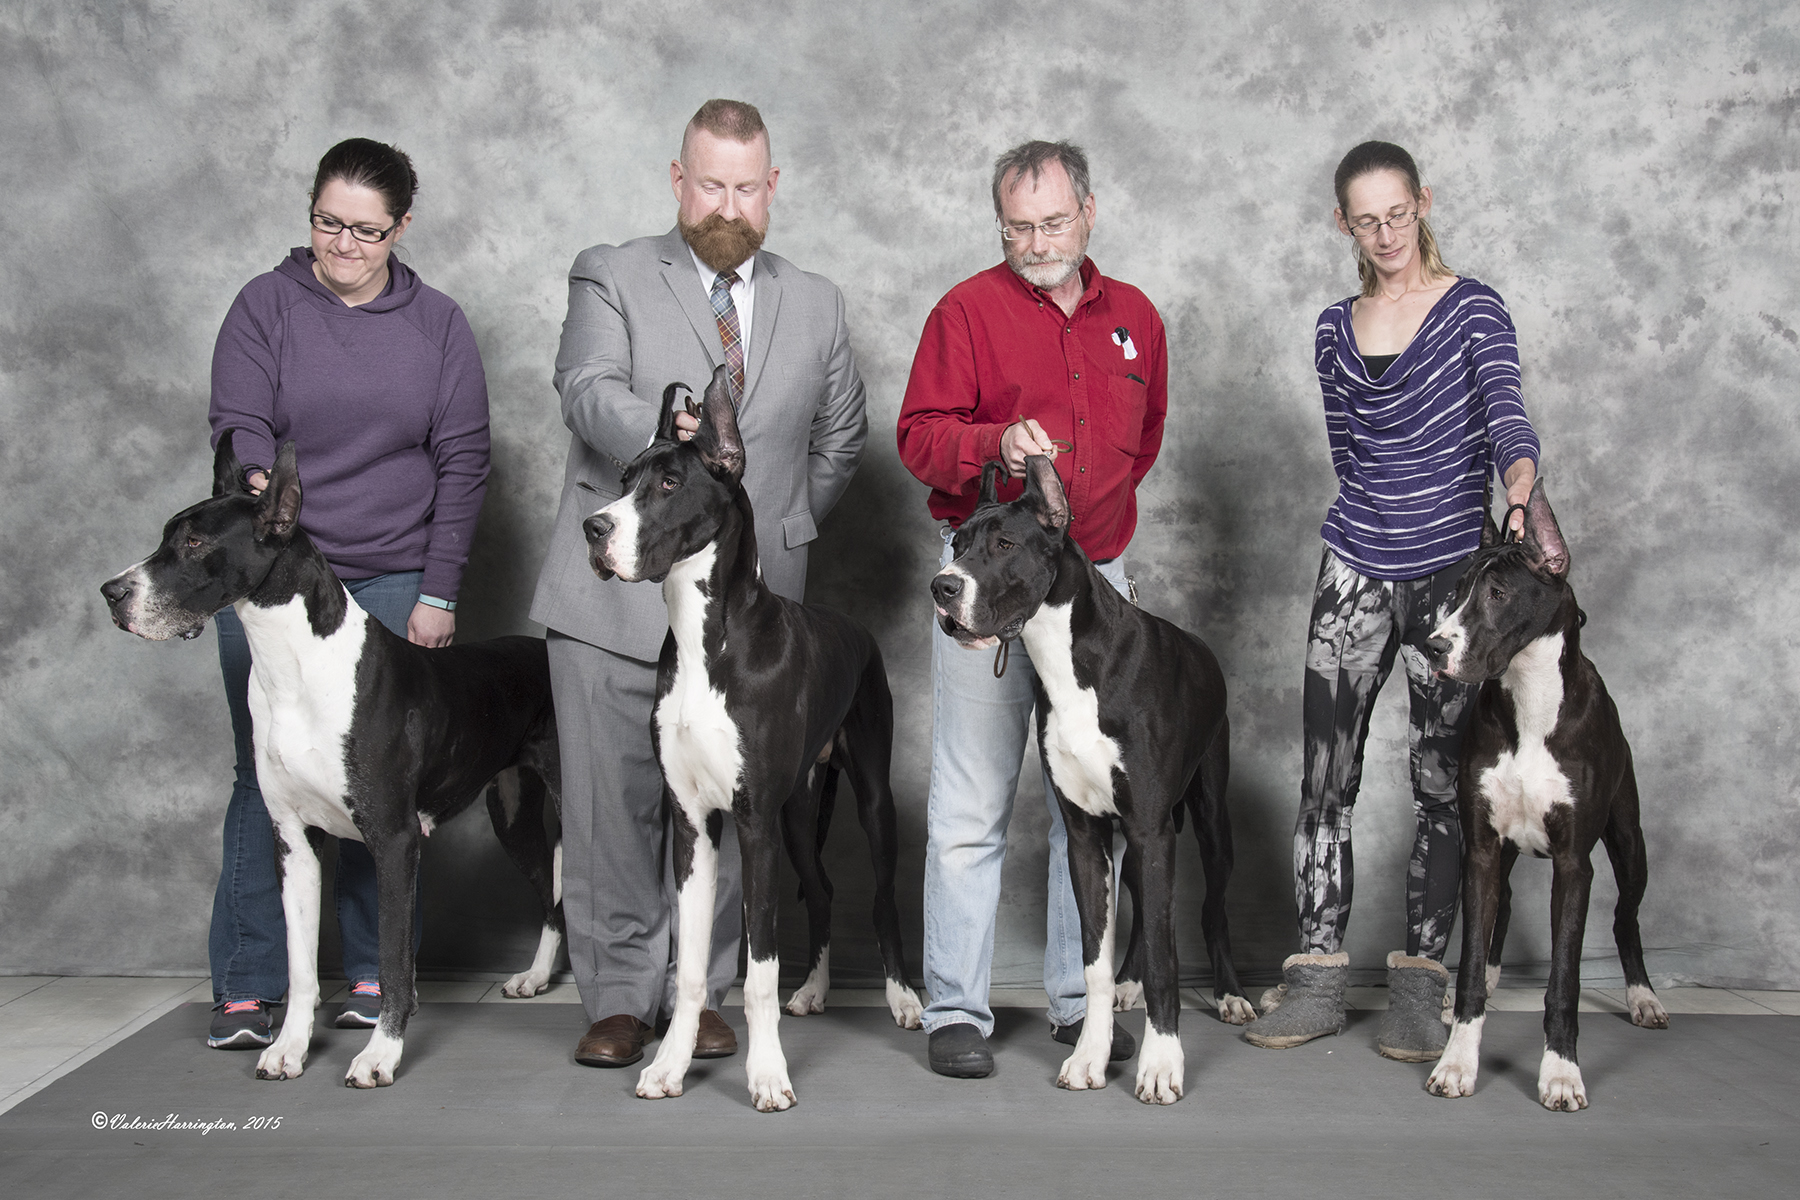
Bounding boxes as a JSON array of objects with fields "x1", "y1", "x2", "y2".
[{"x1": 1102, "y1": 373, "x2": 1148, "y2": 457}]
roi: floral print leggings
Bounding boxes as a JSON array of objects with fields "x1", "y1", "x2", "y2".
[{"x1": 1296, "y1": 547, "x2": 1479, "y2": 961}]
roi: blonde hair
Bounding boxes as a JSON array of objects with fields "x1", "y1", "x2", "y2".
[{"x1": 1335, "y1": 141, "x2": 1454, "y2": 298}]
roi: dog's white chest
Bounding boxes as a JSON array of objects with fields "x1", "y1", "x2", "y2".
[
  {"x1": 1023, "y1": 603, "x2": 1123, "y2": 817},
  {"x1": 656, "y1": 545, "x2": 743, "y2": 815},
  {"x1": 1477, "y1": 634, "x2": 1572, "y2": 857},
  {"x1": 239, "y1": 594, "x2": 366, "y2": 841}
]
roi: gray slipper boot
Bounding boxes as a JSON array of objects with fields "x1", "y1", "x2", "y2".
[
  {"x1": 1243, "y1": 952, "x2": 1348, "y2": 1048},
  {"x1": 1377, "y1": 951, "x2": 1450, "y2": 1062}
]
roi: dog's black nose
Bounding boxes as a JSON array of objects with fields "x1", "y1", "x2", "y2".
[
  {"x1": 101, "y1": 577, "x2": 130, "y2": 605},
  {"x1": 1425, "y1": 635, "x2": 1451, "y2": 658},
  {"x1": 582, "y1": 513, "x2": 614, "y2": 545},
  {"x1": 930, "y1": 573, "x2": 962, "y2": 605}
]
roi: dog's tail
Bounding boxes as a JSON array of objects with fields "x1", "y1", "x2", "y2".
[{"x1": 795, "y1": 731, "x2": 847, "y2": 901}]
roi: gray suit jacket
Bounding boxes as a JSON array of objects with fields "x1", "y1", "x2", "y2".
[{"x1": 530, "y1": 228, "x2": 868, "y2": 660}]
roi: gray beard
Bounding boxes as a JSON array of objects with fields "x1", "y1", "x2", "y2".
[{"x1": 1011, "y1": 253, "x2": 1083, "y2": 291}]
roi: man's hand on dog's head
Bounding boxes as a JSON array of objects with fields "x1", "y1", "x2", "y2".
[
  {"x1": 1002, "y1": 418, "x2": 1057, "y2": 476},
  {"x1": 674, "y1": 410, "x2": 700, "y2": 441}
]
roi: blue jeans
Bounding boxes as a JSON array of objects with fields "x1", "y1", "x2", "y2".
[
  {"x1": 921, "y1": 529, "x2": 1131, "y2": 1036},
  {"x1": 209, "y1": 571, "x2": 424, "y2": 1005}
]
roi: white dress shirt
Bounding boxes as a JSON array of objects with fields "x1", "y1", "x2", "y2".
[{"x1": 688, "y1": 247, "x2": 756, "y2": 373}]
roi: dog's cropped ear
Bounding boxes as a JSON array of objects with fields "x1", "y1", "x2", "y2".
[
  {"x1": 1478, "y1": 507, "x2": 1502, "y2": 549},
  {"x1": 694, "y1": 364, "x2": 745, "y2": 482},
  {"x1": 1521, "y1": 478, "x2": 1570, "y2": 579},
  {"x1": 978, "y1": 460, "x2": 1005, "y2": 507},
  {"x1": 1021, "y1": 455, "x2": 1071, "y2": 532},
  {"x1": 212, "y1": 430, "x2": 248, "y2": 497},
  {"x1": 655, "y1": 382, "x2": 691, "y2": 444},
  {"x1": 254, "y1": 441, "x2": 303, "y2": 543}
]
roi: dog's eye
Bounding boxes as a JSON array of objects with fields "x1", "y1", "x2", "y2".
[
  {"x1": 997, "y1": 538, "x2": 1016, "y2": 551},
  {"x1": 185, "y1": 536, "x2": 203, "y2": 550},
  {"x1": 659, "y1": 475, "x2": 681, "y2": 493}
]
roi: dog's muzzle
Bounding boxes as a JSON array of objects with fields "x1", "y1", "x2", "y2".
[{"x1": 582, "y1": 512, "x2": 618, "y2": 581}]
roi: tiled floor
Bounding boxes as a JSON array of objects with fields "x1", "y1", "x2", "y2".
[{"x1": 1, "y1": 975, "x2": 1792, "y2": 1115}]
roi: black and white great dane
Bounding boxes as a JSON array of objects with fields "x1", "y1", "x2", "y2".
[
  {"x1": 929, "y1": 455, "x2": 1250, "y2": 1105},
  {"x1": 1424, "y1": 481, "x2": 1668, "y2": 1110},
  {"x1": 101, "y1": 435, "x2": 563, "y2": 1087},
  {"x1": 582, "y1": 366, "x2": 924, "y2": 1113}
]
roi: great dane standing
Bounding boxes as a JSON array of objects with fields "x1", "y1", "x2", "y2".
[
  {"x1": 581, "y1": 366, "x2": 922, "y2": 1112},
  {"x1": 1423, "y1": 481, "x2": 1667, "y2": 1110},
  {"x1": 929, "y1": 455, "x2": 1248, "y2": 1104},
  {"x1": 102, "y1": 435, "x2": 562, "y2": 1087}
]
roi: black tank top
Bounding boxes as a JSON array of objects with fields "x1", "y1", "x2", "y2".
[{"x1": 1363, "y1": 353, "x2": 1399, "y2": 380}]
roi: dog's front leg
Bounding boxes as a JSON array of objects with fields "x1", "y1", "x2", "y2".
[
  {"x1": 1538, "y1": 850, "x2": 1595, "y2": 1111},
  {"x1": 1428, "y1": 830, "x2": 1504, "y2": 1099},
  {"x1": 740, "y1": 813, "x2": 796, "y2": 1111},
  {"x1": 1057, "y1": 802, "x2": 1116, "y2": 1092},
  {"x1": 256, "y1": 821, "x2": 325, "y2": 1081},
  {"x1": 1132, "y1": 824, "x2": 1184, "y2": 1105},
  {"x1": 346, "y1": 816, "x2": 420, "y2": 1088},
  {"x1": 636, "y1": 800, "x2": 715, "y2": 1100}
]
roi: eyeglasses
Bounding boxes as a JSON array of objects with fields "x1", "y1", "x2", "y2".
[
  {"x1": 1346, "y1": 210, "x2": 1419, "y2": 239},
  {"x1": 998, "y1": 215, "x2": 1081, "y2": 242},
  {"x1": 309, "y1": 212, "x2": 403, "y2": 244}
]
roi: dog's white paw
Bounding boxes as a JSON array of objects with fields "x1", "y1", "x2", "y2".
[
  {"x1": 1628, "y1": 984, "x2": 1669, "y2": 1030},
  {"x1": 344, "y1": 1030, "x2": 403, "y2": 1089},
  {"x1": 1426, "y1": 1019, "x2": 1484, "y2": 1098},
  {"x1": 1133, "y1": 1028, "x2": 1184, "y2": 1105},
  {"x1": 1215, "y1": 993, "x2": 1256, "y2": 1025},
  {"x1": 501, "y1": 969, "x2": 551, "y2": 999},
  {"x1": 1113, "y1": 979, "x2": 1144, "y2": 1012},
  {"x1": 885, "y1": 979, "x2": 924, "y2": 1029},
  {"x1": 255, "y1": 1035, "x2": 308, "y2": 1081},
  {"x1": 785, "y1": 981, "x2": 827, "y2": 1017},
  {"x1": 635, "y1": 1049, "x2": 689, "y2": 1100},
  {"x1": 1056, "y1": 1042, "x2": 1110, "y2": 1092},
  {"x1": 1537, "y1": 1050, "x2": 1587, "y2": 1111},
  {"x1": 746, "y1": 1054, "x2": 796, "y2": 1112}
]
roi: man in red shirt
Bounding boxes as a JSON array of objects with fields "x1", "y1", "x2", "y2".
[{"x1": 897, "y1": 140, "x2": 1169, "y2": 1078}]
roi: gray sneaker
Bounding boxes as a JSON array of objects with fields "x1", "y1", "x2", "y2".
[
  {"x1": 1377, "y1": 952, "x2": 1450, "y2": 1062},
  {"x1": 1243, "y1": 952, "x2": 1349, "y2": 1048}
]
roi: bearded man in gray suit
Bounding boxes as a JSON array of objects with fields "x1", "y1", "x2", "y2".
[{"x1": 530, "y1": 99, "x2": 868, "y2": 1068}]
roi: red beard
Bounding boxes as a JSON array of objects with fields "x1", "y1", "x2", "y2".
[{"x1": 680, "y1": 213, "x2": 767, "y2": 273}]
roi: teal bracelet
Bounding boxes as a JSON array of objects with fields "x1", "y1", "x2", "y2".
[{"x1": 417, "y1": 594, "x2": 456, "y2": 612}]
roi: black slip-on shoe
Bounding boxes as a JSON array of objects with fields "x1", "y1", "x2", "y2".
[
  {"x1": 1051, "y1": 1017, "x2": 1138, "y2": 1062},
  {"x1": 928, "y1": 1023, "x2": 994, "y2": 1078}
]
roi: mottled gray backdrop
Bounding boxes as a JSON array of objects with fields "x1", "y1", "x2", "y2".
[{"x1": 4, "y1": 1, "x2": 1796, "y2": 993}]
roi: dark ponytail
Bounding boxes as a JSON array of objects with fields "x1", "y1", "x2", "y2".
[{"x1": 311, "y1": 138, "x2": 418, "y2": 219}]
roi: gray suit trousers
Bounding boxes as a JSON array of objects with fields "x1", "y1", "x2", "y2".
[{"x1": 547, "y1": 631, "x2": 742, "y2": 1025}]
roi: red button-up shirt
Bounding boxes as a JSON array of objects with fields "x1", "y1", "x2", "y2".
[{"x1": 896, "y1": 258, "x2": 1168, "y2": 562}]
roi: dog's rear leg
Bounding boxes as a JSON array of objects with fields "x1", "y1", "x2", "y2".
[
  {"x1": 487, "y1": 767, "x2": 564, "y2": 998},
  {"x1": 1429, "y1": 826, "x2": 1505, "y2": 1099},
  {"x1": 1190, "y1": 718, "x2": 1252, "y2": 1023},
  {"x1": 638, "y1": 800, "x2": 717, "y2": 1100},
  {"x1": 841, "y1": 658, "x2": 924, "y2": 1029},
  {"x1": 779, "y1": 758, "x2": 835, "y2": 1017},
  {"x1": 1056, "y1": 801, "x2": 1117, "y2": 1093},
  {"x1": 257, "y1": 822, "x2": 326, "y2": 1081},
  {"x1": 346, "y1": 811, "x2": 421, "y2": 1088},
  {"x1": 1132, "y1": 821, "x2": 1184, "y2": 1105},
  {"x1": 1484, "y1": 844, "x2": 1518, "y2": 997},
  {"x1": 1537, "y1": 848, "x2": 1595, "y2": 1111},
  {"x1": 739, "y1": 813, "x2": 796, "y2": 1111},
  {"x1": 1113, "y1": 848, "x2": 1145, "y2": 1013},
  {"x1": 1602, "y1": 754, "x2": 1667, "y2": 1030}
]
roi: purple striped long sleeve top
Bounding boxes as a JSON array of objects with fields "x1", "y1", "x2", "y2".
[{"x1": 1315, "y1": 277, "x2": 1540, "y2": 581}]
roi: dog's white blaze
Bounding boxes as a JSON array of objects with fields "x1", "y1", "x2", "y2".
[
  {"x1": 593, "y1": 494, "x2": 642, "y2": 580},
  {"x1": 1429, "y1": 598, "x2": 1472, "y2": 678},
  {"x1": 936, "y1": 562, "x2": 979, "y2": 626},
  {"x1": 637, "y1": 826, "x2": 717, "y2": 1100},
  {"x1": 346, "y1": 1029, "x2": 404, "y2": 1088},
  {"x1": 1537, "y1": 1047, "x2": 1587, "y2": 1110},
  {"x1": 257, "y1": 822, "x2": 325, "y2": 1081},
  {"x1": 657, "y1": 544, "x2": 744, "y2": 816},
  {"x1": 1059, "y1": 867, "x2": 1115, "y2": 1091},
  {"x1": 238, "y1": 592, "x2": 368, "y2": 842},
  {"x1": 1023, "y1": 602, "x2": 1124, "y2": 818},
  {"x1": 1135, "y1": 1027, "x2": 1184, "y2": 1105},
  {"x1": 786, "y1": 944, "x2": 830, "y2": 1016},
  {"x1": 744, "y1": 955, "x2": 795, "y2": 1111},
  {"x1": 1476, "y1": 633, "x2": 1571, "y2": 857},
  {"x1": 885, "y1": 977, "x2": 925, "y2": 1029},
  {"x1": 1426, "y1": 1015, "x2": 1486, "y2": 1098}
]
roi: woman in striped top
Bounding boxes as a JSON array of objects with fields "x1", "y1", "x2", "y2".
[{"x1": 1245, "y1": 142, "x2": 1540, "y2": 1061}]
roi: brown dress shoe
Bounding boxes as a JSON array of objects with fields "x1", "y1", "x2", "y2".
[
  {"x1": 693, "y1": 1009, "x2": 738, "y2": 1058},
  {"x1": 575, "y1": 1014, "x2": 652, "y2": 1067}
]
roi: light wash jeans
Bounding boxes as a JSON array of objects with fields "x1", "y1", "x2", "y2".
[{"x1": 922, "y1": 528, "x2": 1130, "y2": 1036}]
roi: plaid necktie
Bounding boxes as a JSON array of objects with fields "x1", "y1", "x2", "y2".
[{"x1": 710, "y1": 270, "x2": 745, "y2": 406}]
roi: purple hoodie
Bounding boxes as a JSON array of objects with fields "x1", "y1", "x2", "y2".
[{"x1": 209, "y1": 248, "x2": 490, "y2": 601}]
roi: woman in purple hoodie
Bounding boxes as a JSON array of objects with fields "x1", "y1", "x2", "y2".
[{"x1": 204, "y1": 138, "x2": 491, "y2": 1049}]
